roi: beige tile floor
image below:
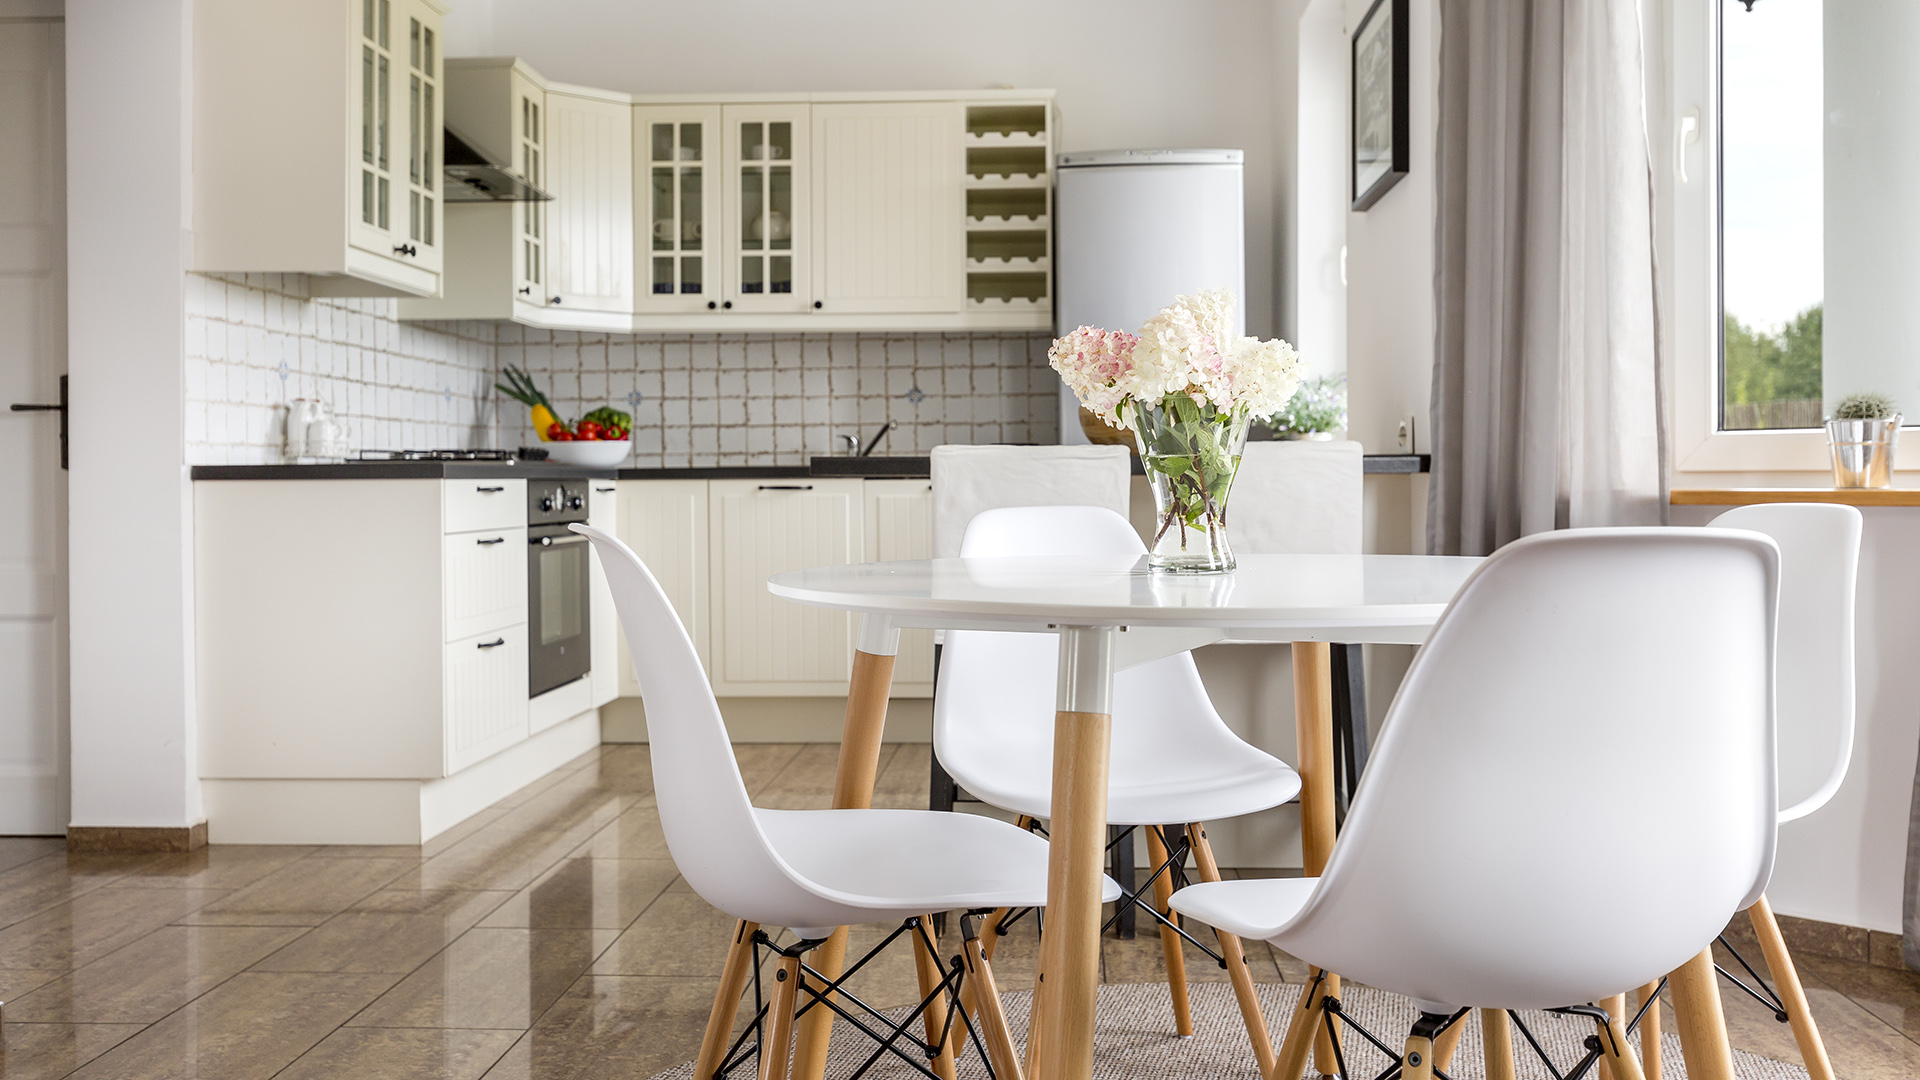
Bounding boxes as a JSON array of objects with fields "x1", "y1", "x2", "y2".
[{"x1": 0, "y1": 743, "x2": 1913, "y2": 1078}]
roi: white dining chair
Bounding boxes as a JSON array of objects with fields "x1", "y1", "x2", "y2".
[
  {"x1": 1705, "y1": 503, "x2": 1861, "y2": 1080},
  {"x1": 574, "y1": 522, "x2": 1121, "y2": 1080},
  {"x1": 1171, "y1": 527, "x2": 1781, "y2": 1080},
  {"x1": 934, "y1": 504, "x2": 1302, "y2": 1070}
]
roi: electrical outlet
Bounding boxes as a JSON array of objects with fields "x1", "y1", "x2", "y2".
[{"x1": 1397, "y1": 415, "x2": 1416, "y2": 453}]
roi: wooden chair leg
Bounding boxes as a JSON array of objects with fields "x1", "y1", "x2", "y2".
[
  {"x1": 1668, "y1": 947, "x2": 1737, "y2": 1080},
  {"x1": 1749, "y1": 895, "x2": 1836, "y2": 1080},
  {"x1": 1273, "y1": 969, "x2": 1331, "y2": 1080},
  {"x1": 1404, "y1": 1029, "x2": 1437, "y2": 1080},
  {"x1": 1598, "y1": 993, "x2": 1626, "y2": 1080},
  {"x1": 697, "y1": 920, "x2": 760, "y2": 1080},
  {"x1": 1190, "y1": 822, "x2": 1279, "y2": 1078},
  {"x1": 758, "y1": 952, "x2": 802, "y2": 1080},
  {"x1": 1482, "y1": 1009, "x2": 1516, "y2": 1080},
  {"x1": 1596, "y1": 1007, "x2": 1648, "y2": 1080},
  {"x1": 961, "y1": 921, "x2": 1025, "y2": 1080},
  {"x1": 981, "y1": 907, "x2": 1010, "y2": 962},
  {"x1": 1144, "y1": 825, "x2": 1194, "y2": 1037},
  {"x1": 913, "y1": 915, "x2": 959, "y2": 1080},
  {"x1": 1636, "y1": 982, "x2": 1663, "y2": 1080}
]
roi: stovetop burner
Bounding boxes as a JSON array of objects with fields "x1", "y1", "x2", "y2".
[{"x1": 355, "y1": 449, "x2": 516, "y2": 462}]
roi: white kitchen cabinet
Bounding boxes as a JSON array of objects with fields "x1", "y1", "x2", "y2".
[
  {"x1": 195, "y1": 0, "x2": 446, "y2": 297},
  {"x1": 722, "y1": 105, "x2": 812, "y2": 313},
  {"x1": 445, "y1": 623, "x2": 530, "y2": 773},
  {"x1": 547, "y1": 87, "x2": 635, "y2": 320},
  {"x1": 443, "y1": 526, "x2": 528, "y2": 641},
  {"x1": 708, "y1": 479, "x2": 860, "y2": 695},
  {"x1": 634, "y1": 105, "x2": 724, "y2": 313},
  {"x1": 862, "y1": 479, "x2": 936, "y2": 695},
  {"x1": 616, "y1": 479, "x2": 712, "y2": 695},
  {"x1": 588, "y1": 481, "x2": 621, "y2": 707},
  {"x1": 812, "y1": 103, "x2": 964, "y2": 315}
]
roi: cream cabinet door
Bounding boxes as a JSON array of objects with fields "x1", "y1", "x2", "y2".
[
  {"x1": 708, "y1": 479, "x2": 860, "y2": 695},
  {"x1": 616, "y1": 480, "x2": 711, "y2": 695},
  {"x1": 587, "y1": 482, "x2": 620, "y2": 707},
  {"x1": 811, "y1": 102, "x2": 964, "y2": 314},
  {"x1": 512, "y1": 73, "x2": 548, "y2": 303},
  {"x1": 721, "y1": 104, "x2": 810, "y2": 313},
  {"x1": 444, "y1": 623, "x2": 529, "y2": 773},
  {"x1": 634, "y1": 105, "x2": 723, "y2": 313},
  {"x1": 863, "y1": 480, "x2": 935, "y2": 696},
  {"x1": 395, "y1": 0, "x2": 445, "y2": 277},
  {"x1": 546, "y1": 89, "x2": 633, "y2": 315},
  {"x1": 347, "y1": 0, "x2": 405, "y2": 262}
]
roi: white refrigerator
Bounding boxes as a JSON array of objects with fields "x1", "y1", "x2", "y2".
[{"x1": 1053, "y1": 149, "x2": 1246, "y2": 443}]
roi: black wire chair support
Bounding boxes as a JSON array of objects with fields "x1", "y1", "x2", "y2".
[
  {"x1": 1302, "y1": 969, "x2": 1667, "y2": 1080},
  {"x1": 713, "y1": 915, "x2": 1003, "y2": 1080},
  {"x1": 1713, "y1": 933, "x2": 1791, "y2": 1022}
]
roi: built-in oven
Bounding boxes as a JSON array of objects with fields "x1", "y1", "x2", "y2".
[{"x1": 528, "y1": 480, "x2": 592, "y2": 698}]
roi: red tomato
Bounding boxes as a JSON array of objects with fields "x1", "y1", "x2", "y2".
[
  {"x1": 600, "y1": 428, "x2": 625, "y2": 440},
  {"x1": 546, "y1": 422, "x2": 565, "y2": 439},
  {"x1": 552, "y1": 430, "x2": 574, "y2": 441}
]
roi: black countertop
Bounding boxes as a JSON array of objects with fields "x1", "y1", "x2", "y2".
[
  {"x1": 191, "y1": 461, "x2": 618, "y2": 481},
  {"x1": 195, "y1": 453, "x2": 1429, "y2": 483}
]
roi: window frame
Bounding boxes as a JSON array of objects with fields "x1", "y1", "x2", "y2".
[{"x1": 1670, "y1": 0, "x2": 1844, "y2": 474}]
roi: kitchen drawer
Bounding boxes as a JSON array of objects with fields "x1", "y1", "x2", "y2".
[
  {"x1": 444, "y1": 624, "x2": 530, "y2": 774},
  {"x1": 444, "y1": 479, "x2": 525, "y2": 534},
  {"x1": 444, "y1": 527, "x2": 528, "y2": 641}
]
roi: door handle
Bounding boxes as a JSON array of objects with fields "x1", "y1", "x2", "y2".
[
  {"x1": 595, "y1": 487, "x2": 616, "y2": 493},
  {"x1": 477, "y1": 637, "x2": 506, "y2": 649},
  {"x1": 476, "y1": 485, "x2": 505, "y2": 493},
  {"x1": 476, "y1": 536, "x2": 506, "y2": 545},
  {"x1": 9, "y1": 374, "x2": 67, "y2": 469},
  {"x1": 757, "y1": 484, "x2": 813, "y2": 491}
]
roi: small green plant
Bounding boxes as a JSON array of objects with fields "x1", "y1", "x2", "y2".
[
  {"x1": 1265, "y1": 375, "x2": 1347, "y2": 437},
  {"x1": 1832, "y1": 392, "x2": 1898, "y2": 421}
]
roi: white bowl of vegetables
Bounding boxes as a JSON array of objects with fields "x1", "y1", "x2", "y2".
[{"x1": 543, "y1": 408, "x2": 632, "y2": 467}]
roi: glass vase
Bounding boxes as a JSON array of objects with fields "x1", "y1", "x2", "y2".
[{"x1": 1132, "y1": 398, "x2": 1252, "y2": 572}]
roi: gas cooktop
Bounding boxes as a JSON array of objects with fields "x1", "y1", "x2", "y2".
[{"x1": 354, "y1": 449, "x2": 516, "y2": 462}]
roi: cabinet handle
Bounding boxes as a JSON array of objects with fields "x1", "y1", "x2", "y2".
[
  {"x1": 758, "y1": 484, "x2": 813, "y2": 491},
  {"x1": 477, "y1": 637, "x2": 506, "y2": 649},
  {"x1": 476, "y1": 536, "x2": 506, "y2": 545},
  {"x1": 392, "y1": 243, "x2": 417, "y2": 257},
  {"x1": 722, "y1": 300, "x2": 732, "y2": 309},
  {"x1": 813, "y1": 300, "x2": 823, "y2": 310},
  {"x1": 595, "y1": 486, "x2": 616, "y2": 493},
  {"x1": 549, "y1": 296, "x2": 562, "y2": 305},
  {"x1": 476, "y1": 485, "x2": 505, "y2": 493},
  {"x1": 519, "y1": 286, "x2": 533, "y2": 295},
  {"x1": 706, "y1": 301, "x2": 717, "y2": 310}
]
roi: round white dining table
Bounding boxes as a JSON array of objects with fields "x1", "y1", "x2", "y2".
[{"x1": 762, "y1": 552, "x2": 1483, "y2": 1080}]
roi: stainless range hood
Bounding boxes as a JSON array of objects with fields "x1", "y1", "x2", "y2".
[{"x1": 443, "y1": 125, "x2": 552, "y2": 203}]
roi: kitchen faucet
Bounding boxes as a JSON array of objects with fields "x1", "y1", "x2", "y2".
[{"x1": 858, "y1": 420, "x2": 895, "y2": 457}]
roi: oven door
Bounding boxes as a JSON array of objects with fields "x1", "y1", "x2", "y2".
[{"x1": 528, "y1": 524, "x2": 592, "y2": 697}]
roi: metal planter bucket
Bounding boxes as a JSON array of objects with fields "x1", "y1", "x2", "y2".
[{"x1": 1826, "y1": 416, "x2": 1902, "y2": 488}]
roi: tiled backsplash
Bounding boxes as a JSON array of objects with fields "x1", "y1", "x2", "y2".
[
  {"x1": 500, "y1": 327, "x2": 1058, "y2": 467},
  {"x1": 185, "y1": 272, "x2": 1059, "y2": 467},
  {"x1": 185, "y1": 273, "x2": 499, "y2": 465}
]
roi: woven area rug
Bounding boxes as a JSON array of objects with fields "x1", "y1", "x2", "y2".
[{"x1": 648, "y1": 981, "x2": 1810, "y2": 1080}]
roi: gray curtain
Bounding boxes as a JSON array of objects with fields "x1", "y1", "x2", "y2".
[{"x1": 1429, "y1": 0, "x2": 1666, "y2": 557}]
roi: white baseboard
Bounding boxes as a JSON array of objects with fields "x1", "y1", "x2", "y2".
[
  {"x1": 204, "y1": 708, "x2": 603, "y2": 844},
  {"x1": 600, "y1": 695, "x2": 932, "y2": 744}
]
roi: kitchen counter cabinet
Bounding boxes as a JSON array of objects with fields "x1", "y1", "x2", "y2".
[
  {"x1": 863, "y1": 479, "x2": 936, "y2": 693},
  {"x1": 194, "y1": 477, "x2": 609, "y2": 844},
  {"x1": 708, "y1": 478, "x2": 862, "y2": 694}
]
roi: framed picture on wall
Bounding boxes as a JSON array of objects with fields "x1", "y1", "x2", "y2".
[{"x1": 1352, "y1": 0, "x2": 1410, "y2": 210}]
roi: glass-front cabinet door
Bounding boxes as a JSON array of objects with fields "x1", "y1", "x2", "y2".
[
  {"x1": 400, "y1": 0, "x2": 443, "y2": 275},
  {"x1": 721, "y1": 104, "x2": 809, "y2": 312},
  {"x1": 511, "y1": 73, "x2": 547, "y2": 306},
  {"x1": 634, "y1": 105, "x2": 722, "y2": 313},
  {"x1": 348, "y1": 0, "x2": 399, "y2": 259}
]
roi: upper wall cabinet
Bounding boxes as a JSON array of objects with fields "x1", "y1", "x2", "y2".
[
  {"x1": 547, "y1": 89, "x2": 636, "y2": 317},
  {"x1": 722, "y1": 105, "x2": 812, "y2": 314},
  {"x1": 812, "y1": 102, "x2": 964, "y2": 315},
  {"x1": 635, "y1": 106, "x2": 724, "y2": 314},
  {"x1": 196, "y1": 0, "x2": 448, "y2": 298}
]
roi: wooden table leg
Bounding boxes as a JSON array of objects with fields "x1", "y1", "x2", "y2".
[
  {"x1": 790, "y1": 618, "x2": 899, "y2": 1080},
  {"x1": 1291, "y1": 641, "x2": 1341, "y2": 1075},
  {"x1": 1749, "y1": 895, "x2": 1836, "y2": 1080},
  {"x1": 1668, "y1": 947, "x2": 1737, "y2": 1080},
  {"x1": 1032, "y1": 626, "x2": 1115, "y2": 1080}
]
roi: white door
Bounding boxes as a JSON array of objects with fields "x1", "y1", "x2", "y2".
[
  {"x1": 708, "y1": 479, "x2": 858, "y2": 695},
  {"x1": 0, "y1": 19, "x2": 68, "y2": 834},
  {"x1": 811, "y1": 102, "x2": 964, "y2": 314}
]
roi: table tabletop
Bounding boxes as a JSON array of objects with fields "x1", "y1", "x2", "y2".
[{"x1": 769, "y1": 552, "x2": 1486, "y2": 640}]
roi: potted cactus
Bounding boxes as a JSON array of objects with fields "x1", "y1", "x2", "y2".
[{"x1": 1826, "y1": 392, "x2": 1901, "y2": 488}]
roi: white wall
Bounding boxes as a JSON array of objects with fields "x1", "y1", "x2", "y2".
[
  {"x1": 65, "y1": 0, "x2": 202, "y2": 830},
  {"x1": 444, "y1": 0, "x2": 1288, "y2": 338}
]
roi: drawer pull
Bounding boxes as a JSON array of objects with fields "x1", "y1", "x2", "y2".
[
  {"x1": 758, "y1": 484, "x2": 813, "y2": 491},
  {"x1": 476, "y1": 485, "x2": 505, "y2": 493},
  {"x1": 477, "y1": 637, "x2": 506, "y2": 650},
  {"x1": 595, "y1": 487, "x2": 616, "y2": 493},
  {"x1": 476, "y1": 537, "x2": 506, "y2": 546}
]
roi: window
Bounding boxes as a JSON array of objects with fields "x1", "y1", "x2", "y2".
[{"x1": 1719, "y1": 0, "x2": 1823, "y2": 431}]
